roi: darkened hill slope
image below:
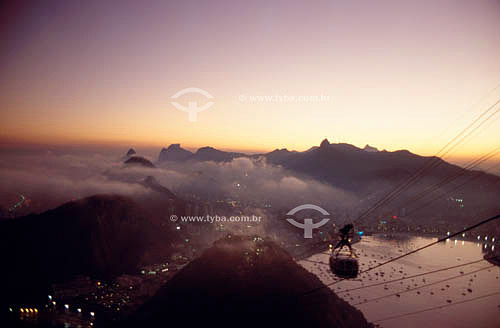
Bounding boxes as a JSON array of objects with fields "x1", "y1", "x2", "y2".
[
  {"x1": 0, "y1": 195, "x2": 177, "y2": 305},
  {"x1": 126, "y1": 236, "x2": 373, "y2": 328},
  {"x1": 141, "y1": 175, "x2": 177, "y2": 199}
]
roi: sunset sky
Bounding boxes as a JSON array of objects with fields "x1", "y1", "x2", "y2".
[{"x1": 1, "y1": 0, "x2": 500, "y2": 161}]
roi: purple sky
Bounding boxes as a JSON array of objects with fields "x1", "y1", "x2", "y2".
[{"x1": 1, "y1": 0, "x2": 500, "y2": 160}]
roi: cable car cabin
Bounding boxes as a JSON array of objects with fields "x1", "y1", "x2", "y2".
[{"x1": 329, "y1": 252, "x2": 359, "y2": 278}]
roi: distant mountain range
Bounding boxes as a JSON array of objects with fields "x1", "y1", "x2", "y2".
[
  {"x1": 155, "y1": 139, "x2": 500, "y2": 190},
  {"x1": 153, "y1": 139, "x2": 500, "y2": 224},
  {"x1": 158, "y1": 144, "x2": 245, "y2": 162}
]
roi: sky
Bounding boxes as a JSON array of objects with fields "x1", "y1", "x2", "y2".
[{"x1": 1, "y1": 0, "x2": 500, "y2": 162}]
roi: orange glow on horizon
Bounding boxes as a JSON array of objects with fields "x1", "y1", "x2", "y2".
[{"x1": 1, "y1": 0, "x2": 499, "y2": 165}]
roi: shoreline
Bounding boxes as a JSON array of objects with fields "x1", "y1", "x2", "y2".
[{"x1": 294, "y1": 232, "x2": 500, "y2": 268}]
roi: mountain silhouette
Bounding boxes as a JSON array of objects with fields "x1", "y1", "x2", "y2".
[
  {"x1": 158, "y1": 144, "x2": 193, "y2": 162},
  {"x1": 158, "y1": 144, "x2": 245, "y2": 163},
  {"x1": 0, "y1": 195, "x2": 178, "y2": 305},
  {"x1": 126, "y1": 148, "x2": 137, "y2": 157},
  {"x1": 126, "y1": 235, "x2": 373, "y2": 328},
  {"x1": 124, "y1": 156, "x2": 156, "y2": 168},
  {"x1": 363, "y1": 144, "x2": 378, "y2": 152},
  {"x1": 193, "y1": 146, "x2": 244, "y2": 162},
  {"x1": 152, "y1": 140, "x2": 500, "y2": 226}
]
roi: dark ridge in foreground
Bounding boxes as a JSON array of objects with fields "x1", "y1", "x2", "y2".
[
  {"x1": 0, "y1": 195, "x2": 176, "y2": 306},
  {"x1": 126, "y1": 236, "x2": 373, "y2": 328}
]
